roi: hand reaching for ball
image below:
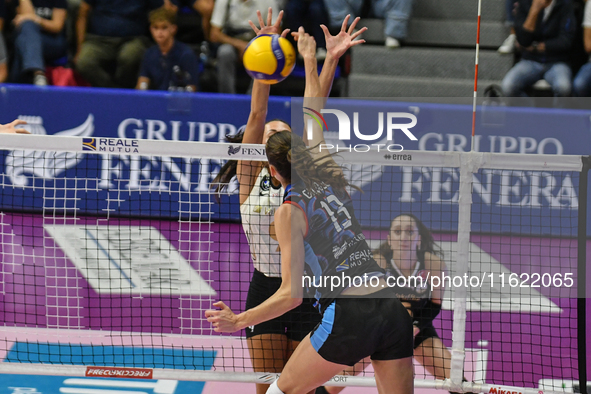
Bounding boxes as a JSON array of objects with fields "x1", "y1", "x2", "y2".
[{"x1": 249, "y1": 8, "x2": 290, "y2": 38}]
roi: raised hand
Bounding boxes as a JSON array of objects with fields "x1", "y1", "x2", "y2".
[
  {"x1": 249, "y1": 8, "x2": 290, "y2": 38},
  {"x1": 292, "y1": 26, "x2": 317, "y2": 60},
  {"x1": 0, "y1": 119, "x2": 29, "y2": 134},
  {"x1": 321, "y1": 14, "x2": 367, "y2": 60}
]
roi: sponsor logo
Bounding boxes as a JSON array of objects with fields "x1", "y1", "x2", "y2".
[
  {"x1": 86, "y1": 367, "x2": 153, "y2": 379},
  {"x1": 336, "y1": 259, "x2": 349, "y2": 272},
  {"x1": 228, "y1": 145, "x2": 240, "y2": 155},
  {"x1": 383, "y1": 153, "x2": 412, "y2": 161},
  {"x1": 260, "y1": 175, "x2": 271, "y2": 192},
  {"x1": 82, "y1": 138, "x2": 96, "y2": 151},
  {"x1": 489, "y1": 388, "x2": 522, "y2": 394},
  {"x1": 94, "y1": 138, "x2": 140, "y2": 153},
  {"x1": 258, "y1": 374, "x2": 281, "y2": 383}
]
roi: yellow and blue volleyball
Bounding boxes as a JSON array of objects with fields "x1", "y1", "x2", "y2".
[{"x1": 243, "y1": 34, "x2": 296, "y2": 84}]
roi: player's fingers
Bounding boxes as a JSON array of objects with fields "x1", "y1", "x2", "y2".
[
  {"x1": 298, "y1": 26, "x2": 305, "y2": 37},
  {"x1": 291, "y1": 31, "x2": 299, "y2": 40},
  {"x1": 320, "y1": 24, "x2": 330, "y2": 37},
  {"x1": 256, "y1": 10, "x2": 265, "y2": 27},
  {"x1": 348, "y1": 16, "x2": 361, "y2": 34},
  {"x1": 350, "y1": 27, "x2": 367, "y2": 40},
  {"x1": 341, "y1": 14, "x2": 350, "y2": 32},
  {"x1": 248, "y1": 20, "x2": 259, "y2": 34},
  {"x1": 15, "y1": 129, "x2": 30, "y2": 134},
  {"x1": 280, "y1": 28, "x2": 290, "y2": 38},
  {"x1": 266, "y1": 7, "x2": 272, "y2": 27},
  {"x1": 10, "y1": 119, "x2": 27, "y2": 127},
  {"x1": 349, "y1": 39, "x2": 366, "y2": 47},
  {"x1": 274, "y1": 10, "x2": 283, "y2": 28},
  {"x1": 213, "y1": 300, "x2": 227, "y2": 309}
]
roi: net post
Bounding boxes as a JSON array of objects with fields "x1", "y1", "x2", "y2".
[
  {"x1": 450, "y1": 152, "x2": 479, "y2": 390},
  {"x1": 577, "y1": 156, "x2": 590, "y2": 394}
]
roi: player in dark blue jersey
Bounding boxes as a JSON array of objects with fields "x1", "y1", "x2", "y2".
[
  {"x1": 258, "y1": 129, "x2": 413, "y2": 394},
  {"x1": 206, "y1": 27, "x2": 413, "y2": 394},
  {"x1": 324, "y1": 213, "x2": 450, "y2": 394}
]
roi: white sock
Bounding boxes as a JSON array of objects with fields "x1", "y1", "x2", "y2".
[{"x1": 266, "y1": 379, "x2": 285, "y2": 394}]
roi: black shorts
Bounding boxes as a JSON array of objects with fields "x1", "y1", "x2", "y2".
[
  {"x1": 414, "y1": 324, "x2": 439, "y2": 349},
  {"x1": 245, "y1": 269, "x2": 321, "y2": 341},
  {"x1": 310, "y1": 289, "x2": 414, "y2": 367}
]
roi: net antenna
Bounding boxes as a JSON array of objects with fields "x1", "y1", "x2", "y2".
[
  {"x1": 471, "y1": 0, "x2": 483, "y2": 152},
  {"x1": 451, "y1": 2, "x2": 484, "y2": 389}
]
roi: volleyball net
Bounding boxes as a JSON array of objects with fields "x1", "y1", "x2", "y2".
[{"x1": 0, "y1": 131, "x2": 586, "y2": 393}]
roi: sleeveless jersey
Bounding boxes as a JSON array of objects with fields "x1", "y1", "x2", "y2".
[
  {"x1": 383, "y1": 249, "x2": 431, "y2": 310},
  {"x1": 240, "y1": 167, "x2": 284, "y2": 277},
  {"x1": 284, "y1": 181, "x2": 384, "y2": 313}
]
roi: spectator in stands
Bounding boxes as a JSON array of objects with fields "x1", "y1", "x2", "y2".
[
  {"x1": 501, "y1": 0, "x2": 576, "y2": 97},
  {"x1": 165, "y1": 0, "x2": 213, "y2": 42},
  {"x1": 11, "y1": 0, "x2": 68, "y2": 86},
  {"x1": 284, "y1": 0, "x2": 329, "y2": 59},
  {"x1": 323, "y1": 0, "x2": 413, "y2": 48},
  {"x1": 573, "y1": 0, "x2": 591, "y2": 96},
  {"x1": 0, "y1": 0, "x2": 8, "y2": 83},
  {"x1": 210, "y1": 0, "x2": 278, "y2": 93},
  {"x1": 499, "y1": 0, "x2": 517, "y2": 54},
  {"x1": 75, "y1": 0, "x2": 164, "y2": 88},
  {"x1": 136, "y1": 7, "x2": 199, "y2": 91}
]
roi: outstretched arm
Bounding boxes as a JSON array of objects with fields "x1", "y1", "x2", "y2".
[
  {"x1": 205, "y1": 204, "x2": 306, "y2": 332},
  {"x1": 237, "y1": 9, "x2": 289, "y2": 204},
  {"x1": 0, "y1": 119, "x2": 29, "y2": 134},
  {"x1": 319, "y1": 15, "x2": 366, "y2": 99},
  {"x1": 294, "y1": 17, "x2": 365, "y2": 149},
  {"x1": 296, "y1": 28, "x2": 339, "y2": 171}
]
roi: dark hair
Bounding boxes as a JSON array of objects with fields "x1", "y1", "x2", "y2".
[
  {"x1": 211, "y1": 120, "x2": 291, "y2": 197},
  {"x1": 378, "y1": 213, "x2": 443, "y2": 265},
  {"x1": 265, "y1": 131, "x2": 359, "y2": 193}
]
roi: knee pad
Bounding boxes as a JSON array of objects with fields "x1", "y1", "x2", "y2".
[{"x1": 266, "y1": 379, "x2": 285, "y2": 394}]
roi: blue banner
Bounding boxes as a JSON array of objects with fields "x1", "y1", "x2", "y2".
[{"x1": 0, "y1": 85, "x2": 588, "y2": 236}]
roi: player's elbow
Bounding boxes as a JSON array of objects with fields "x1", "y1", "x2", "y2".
[{"x1": 289, "y1": 297, "x2": 302, "y2": 309}]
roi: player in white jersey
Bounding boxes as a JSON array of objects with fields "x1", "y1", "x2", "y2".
[{"x1": 211, "y1": 9, "x2": 368, "y2": 394}]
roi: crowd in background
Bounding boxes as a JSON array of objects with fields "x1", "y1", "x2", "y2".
[
  {"x1": 0, "y1": 0, "x2": 423, "y2": 94},
  {"x1": 1, "y1": 0, "x2": 591, "y2": 98}
]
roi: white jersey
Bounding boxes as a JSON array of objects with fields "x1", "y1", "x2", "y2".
[{"x1": 240, "y1": 167, "x2": 284, "y2": 277}]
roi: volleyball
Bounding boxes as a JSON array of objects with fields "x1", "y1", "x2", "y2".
[{"x1": 243, "y1": 34, "x2": 296, "y2": 84}]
